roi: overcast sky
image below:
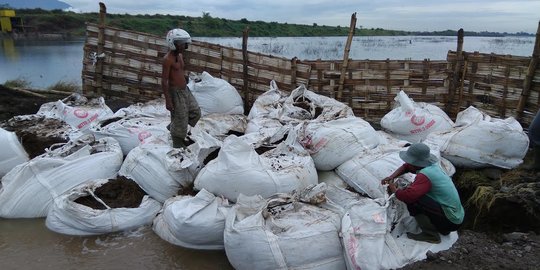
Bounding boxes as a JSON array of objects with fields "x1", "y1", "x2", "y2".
[{"x1": 62, "y1": 0, "x2": 540, "y2": 33}]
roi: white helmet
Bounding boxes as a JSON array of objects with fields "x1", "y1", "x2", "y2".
[{"x1": 166, "y1": 28, "x2": 192, "y2": 50}]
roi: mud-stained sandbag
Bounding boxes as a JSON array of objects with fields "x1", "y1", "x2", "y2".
[
  {"x1": 194, "y1": 132, "x2": 317, "y2": 202},
  {"x1": 336, "y1": 133, "x2": 455, "y2": 199},
  {"x1": 113, "y1": 98, "x2": 170, "y2": 118},
  {"x1": 279, "y1": 84, "x2": 354, "y2": 124},
  {"x1": 424, "y1": 106, "x2": 529, "y2": 169},
  {"x1": 153, "y1": 189, "x2": 231, "y2": 250},
  {"x1": 187, "y1": 71, "x2": 244, "y2": 116},
  {"x1": 381, "y1": 90, "x2": 454, "y2": 143},
  {"x1": 321, "y1": 185, "x2": 458, "y2": 270},
  {"x1": 224, "y1": 194, "x2": 346, "y2": 270},
  {"x1": 36, "y1": 93, "x2": 114, "y2": 132},
  {"x1": 0, "y1": 127, "x2": 28, "y2": 177},
  {"x1": 119, "y1": 131, "x2": 221, "y2": 203},
  {"x1": 191, "y1": 113, "x2": 247, "y2": 141},
  {"x1": 318, "y1": 170, "x2": 348, "y2": 189},
  {"x1": 0, "y1": 135, "x2": 123, "y2": 218},
  {"x1": 298, "y1": 117, "x2": 381, "y2": 171},
  {"x1": 45, "y1": 176, "x2": 161, "y2": 236},
  {"x1": 247, "y1": 81, "x2": 288, "y2": 120},
  {"x1": 245, "y1": 117, "x2": 284, "y2": 138},
  {"x1": 91, "y1": 115, "x2": 170, "y2": 156},
  {"x1": 1, "y1": 115, "x2": 84, "y2": 158}
]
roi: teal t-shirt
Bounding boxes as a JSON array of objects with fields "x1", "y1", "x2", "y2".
[{"x1": 420, "y1": 164, "x2": 465, "y2": 224}]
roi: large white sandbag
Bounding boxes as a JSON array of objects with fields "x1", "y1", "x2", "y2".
[
  {"x1": 279, "y1": 84, "x2": 354, "y2": 123},
  {"x1": 245, "y1": 117, "x2": 284, "y2": 138},
  {"x1": 224, "y1": 194, "x2": 346, "y2": 270},
  {"x1": 91, "y1": 115, "x2": 170, "y2": 155},
  {"x1": 0, "y1": 127, "x2": 28, "y2": 177},
  {"x1": 298, "y1": 117, "x2": 381, "y2": 171},
  {"x1": 381, "y1": 90, "x2": 453, "y2": 143},
  {"x1": 194, "y1": 131, "x2": 317, "y2": 202},
  {"x1": 36, "y1": 93, "x2": 114, "y2": 132},
  {"x1": 321, "y1": 185, "x2": 458, "y2": 270},
  {"x1": 113, "y1": 98, "x2": 170, "y2": 118},
  {"x1": 317, "y1": 170, "x2": 348, "y2": 189},
  {"x1": 45, "y1": 178, "x2": 161, "y2": 236},
  {"x1": 119, "y1": 130, "x2": 221, "y2": 203},
  {"x1": 247, "y1": 80, "x2": 288, "y2": 120},
  {"x1": 187, "y1": 71, "x2": 244, "y2": 116},
  {"x1": 191, "y1": 113, "x2": 247, "y2": 141},
  {"x1": 0, "y1": 135, "x2": 123, "y2": 218},
  {"x1": 424, "y1": 106, "x2": 529, "y2": 169},
  {"x1": 336, "y1": 130, "x2": 456, "y2": 199},
  {"x1": 153, "y1": 189, "x2": 231, "y2": 250}
]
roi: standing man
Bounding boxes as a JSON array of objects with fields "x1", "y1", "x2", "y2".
[
  {"x1": 381, "y1": 143, "x2": 464, "y2": 244},
  {"x1": 162, "y1": 28, "x2": 201, "y2": 148}
]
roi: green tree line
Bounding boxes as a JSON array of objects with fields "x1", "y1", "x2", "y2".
[{"x1": 6, "y1": 8, "x2": 534, "y2": 38}]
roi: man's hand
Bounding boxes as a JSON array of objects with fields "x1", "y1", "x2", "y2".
[
  {"x1": 387, "y1": 182, "x2": 398, "y2": 194},
  {"x1": 381, "y1": 177, "x2": 394, "y2": 185},
  {"x1": 166, "y1": 101, "x2": 174, "y2": 112}
]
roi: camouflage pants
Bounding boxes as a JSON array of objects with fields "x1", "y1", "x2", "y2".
[{"x1": 169, "y1": 87, "x2": 201, "y2": 148}]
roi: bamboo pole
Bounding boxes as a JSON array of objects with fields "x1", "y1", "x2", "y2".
[
  {"x1": 242, "y1": 27, "x2": 250, "y2": 113},
  {"x1": 336, "y1": 12, "x2": 357, "y2": 101},
  {"x1": 446, "y1": 28, "x2": 464, "y2": 116},
  {"x1": 516, "y1": 21, "x2": 540, "y2": 121},
  {"x1": 455, "y1": 60, "x2": 468, "y2": 116},
  {"x1": 96, "y1": 2, "x2": 106, "y2": 97}
]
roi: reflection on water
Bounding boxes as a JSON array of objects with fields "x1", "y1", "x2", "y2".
[
  {"x1": 2, "y1": 38, "x2": 18, "y2": 61},
  {"x1": 0, "y1": 218, "x2": 233, "y2": 270}
]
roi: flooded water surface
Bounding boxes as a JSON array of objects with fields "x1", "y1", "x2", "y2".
[{"x1": 0, "y1": 219, "x2": 232, "y2": 270}]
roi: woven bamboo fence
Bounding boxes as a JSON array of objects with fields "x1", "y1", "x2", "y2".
[{"x1": 81, "y1": 7, "x2": 540, "y2": 126}]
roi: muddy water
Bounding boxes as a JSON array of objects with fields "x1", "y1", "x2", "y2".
[{"x1": 0, "y1": 219, "x2": 233, "y2": 270}]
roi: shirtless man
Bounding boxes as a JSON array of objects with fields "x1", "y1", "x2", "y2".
[{"x1": 162, "y1": 28, "x2": 201, "y2": 148}]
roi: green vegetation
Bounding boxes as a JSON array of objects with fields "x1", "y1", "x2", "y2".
[
  {"x1": 3, "y1": 77, "x2": 32, "y2": 88},
  {"x1": 7, "y1": 8, "x2": 535, "y2": 38},
  {"x1": 47, "y1": 80, "x2": 80, "y2": 92}
]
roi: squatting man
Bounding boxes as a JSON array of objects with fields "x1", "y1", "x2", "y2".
[
  {"x1": 381, "y1": 143, "x2": 464, "y2": 243},
  {"x1": 162, "y1": 28, "x2": 201, "y2": 148}
]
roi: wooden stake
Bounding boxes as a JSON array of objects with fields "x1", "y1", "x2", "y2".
[
  {"x1": 516, "y1": 21, "x2": 540, "y2": 122},
  {"x1": 447, "y1": 28, "x2": 464, "y2": 116},
  {"x1": 456, "y1": 60, "x2": 468, "y2": 116},
  {"x1": 242, "y1": 27, "x2": 250, "y2": 113},
  {"x1": 336, "y1": 12, "x2": 357, "y2": 101},
  {"x1": 96, "y1": 2, "x2": 106, "y2": 97}
]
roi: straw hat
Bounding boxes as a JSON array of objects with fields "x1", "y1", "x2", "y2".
[{"x1": 399, "y1": 143, "x2": 438, "y2": 167}]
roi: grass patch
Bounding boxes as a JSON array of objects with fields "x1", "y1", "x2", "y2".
[
  {"x1": 47, "y1": 81, "x2": 81, "y2": 92},
  {"x1": 3, "y1": 77, "x2": 32, "y2": 88}
]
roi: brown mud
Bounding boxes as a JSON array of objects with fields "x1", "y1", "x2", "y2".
[{"x1": 74, "y1": 176, "x2": 146, "y2": 209}]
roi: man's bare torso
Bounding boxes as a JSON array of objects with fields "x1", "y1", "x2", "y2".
[{"x1": 164, "y1": 51, "x2": 187, "y2": 89}]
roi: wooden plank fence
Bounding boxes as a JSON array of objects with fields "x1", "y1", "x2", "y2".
[{"x1": 82, "y1": 17, "x2": 540, "y2": 127}]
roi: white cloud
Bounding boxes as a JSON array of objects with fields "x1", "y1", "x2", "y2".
[{"x1": 61, "y1": 0, "x2": 540, "y2": 33}]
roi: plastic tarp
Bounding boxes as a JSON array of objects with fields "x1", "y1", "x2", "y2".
[
  {"x1": 194, "y1": 131, "x2": 318, "y2": 202},
  {"x1": 0, "y1": 127, "x2": 28, "y2": 177},
  {"x1": 45, "y1": 178, "x2": 161, "y2": 236},
  {"x1": 224, "y1": 194, "x2": 346, "y2": 270},
  {"x1": 153, "y1": 189, "x2": 231, "y2": 250},
  {"x1": 297, "y1": 117, "x2": 381, "y2": 171},
  {"x1": 424, "y1": 106, "x2": 529, "y2": 169},
  {"x1": 0, "y1": 135, "x2": 123, "y2": 218},
  {"x1": 91, "y1": 115, "x2": 170, "y2": 156},
  {"x1": 187, "y1": 71, "x2": 244, "y2": 116},
  {"x1": 381, "y1": 91, "x2": 454, "y2": 143},
  {"x1": 36, "y1": 93, "x2": 114, "y2": 132}
]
